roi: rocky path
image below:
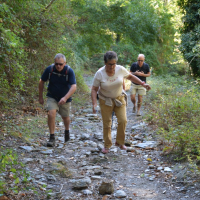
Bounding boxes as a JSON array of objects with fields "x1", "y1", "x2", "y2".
[{"x1": 2, "y1": 78, "x2": 200, "y2": 200}]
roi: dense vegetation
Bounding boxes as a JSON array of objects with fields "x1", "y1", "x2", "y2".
[
  {"x1": 0, "y1": 0, "x2": 184, "y2": 107},
  {"x1": 144, "y1": 75, "x2": 200, "y2": 161},
  {"x1": 1, "y1": 0, "x2": 200, "y2": 198},
  {"x1": 177, "y1": 0, "x2": 200, "y2": 77}
]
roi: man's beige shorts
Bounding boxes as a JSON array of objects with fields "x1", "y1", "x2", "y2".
[
  {"x1": 46, "y1": 97, "x2": 71, "y2": 117},
  {"x1": 130, "y1": 83, "x2": 146, "y2": 95}
]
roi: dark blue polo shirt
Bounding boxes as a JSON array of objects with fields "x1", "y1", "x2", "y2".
[
  {"x1": 130, "y1": 62, "x2": 150, "y2": 85},
  {"x1": 41, "y1": 65, "x2": 76, "y2": 102}
]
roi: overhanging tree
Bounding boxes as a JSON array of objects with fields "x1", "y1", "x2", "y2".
[{"x1": 178, "y1": 0, "x2": 200, "y2": 77}]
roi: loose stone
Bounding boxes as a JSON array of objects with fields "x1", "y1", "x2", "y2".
[
  {"x1": 99, "y1": 180, "x2": 114, "y2": 195},
  {"x1": 164, "y1": 167, "x2": 173, "y2": 172},
  {"x1": 114, "y1": 190, "x2": 127, "y2": 198},
  {"x1": 82, "y1": 189, "x2": 92, "y2": 195}
]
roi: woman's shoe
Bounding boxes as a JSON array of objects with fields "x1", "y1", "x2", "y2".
[
  {"x1": 137, "y1": 111, "x2": 141, "y2": 116},
  {"x1": 115, "y1": 142, "x2": 127, "y2": 150},
  {"x1": 102, "y1": 147, "x2": 109, "y2": 154}
]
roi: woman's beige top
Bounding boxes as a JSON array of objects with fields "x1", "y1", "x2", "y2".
[{"x1": 92, "y1": 65, "x2": 129, "y2": 98}]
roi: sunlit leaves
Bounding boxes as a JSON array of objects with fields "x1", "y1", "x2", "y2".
[
  {"x1": 0, "y1": 0, "x2": 180, "y2": 107},
  {"x1": 178, "y1": 0, "x2": 200, "y2": 77},
  {"x1": 144, "y1": 75, "x2": 200, "y2": 160},
  {"x1": 66, "y1": 0, "x2": 176, "y2": 74},
  {"x1": 0, "y1": 147, "x2": 31, "y2": 194}
]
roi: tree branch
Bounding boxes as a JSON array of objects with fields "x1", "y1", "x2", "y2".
[{"x1": 42, "y1": 0, "x2": 56, "y2": 13}]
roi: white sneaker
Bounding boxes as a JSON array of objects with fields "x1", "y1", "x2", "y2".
[{"x1": 137, "y1": 111, "x2": 141, "y2": 116}]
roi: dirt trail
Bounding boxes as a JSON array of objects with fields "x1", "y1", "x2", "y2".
[{"x1": 1, "y1": 76, "x2": 200, "y2": 200}]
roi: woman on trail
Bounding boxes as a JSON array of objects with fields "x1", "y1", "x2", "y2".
[{"x1": 91, "y1": 51, "x2": 151, "y2": 154}]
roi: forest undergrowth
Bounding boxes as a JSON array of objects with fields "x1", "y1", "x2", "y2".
[
  {"x1": 1, "y1": 74, "x2": 200, "y2": 198},
  {"x1": 144, "y1": 74, "x2": 200, "y2": 162}
]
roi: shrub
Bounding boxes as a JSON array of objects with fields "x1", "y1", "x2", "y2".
[{"x1": 144, "y1": 75, "x2": 200, "y2": 160}]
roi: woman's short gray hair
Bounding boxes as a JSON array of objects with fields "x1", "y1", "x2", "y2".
[
  {"x1": 54, "y1": 53, "x2": 66, "y2": 62},
  {"x1": 104, "y1": 51, "x2": 118, "y2": 63}
]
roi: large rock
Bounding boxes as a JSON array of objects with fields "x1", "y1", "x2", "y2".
[
  {"x1": 134, "y1": 141, "x2": 158, "y2": 149},
  {"x1": 19, "y1": 146, "x2": 35, "y2": 152},
  {"x1": 99, "y1": 180, "x2": 114, "y2": 195},
  {"x1": 114, "y1": 190, "x2": 127, "y2": 198},
  {"x1": 72, "y1": 177, "x2": 91, "y2": 190}
]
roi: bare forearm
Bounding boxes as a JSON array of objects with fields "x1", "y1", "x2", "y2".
[
  {"x1": 91, "y1": 87, "x2": 98, "y2": 114},
  {"x1": 142, "y1": 73, "x2": 151, "y2": 77},
  {"x1": 127, "y1": 74, "x2": 151, "y2": 90},
  {"x1": 39, "y1": 80, "x2": 44, "y2": 97},
  {"x1": 39, "y1": 79, "x2": 45, "y2": 104},
  {"x1": 63, "y1": 84, "x2": 76, "y2": 101},
  {"x1": 127, "y1": 74, "x2": 144, "y2": 85},
  {"x1": 130, "y1": 71, "x2": 151, "y2": 77},
  {"x1": 91, "y1": 89, "x2": 97, "y2": 106}
]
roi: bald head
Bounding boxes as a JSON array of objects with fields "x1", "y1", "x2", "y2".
[{"x1": 137, "y1": 54, "x2": 145, "y2": 67}]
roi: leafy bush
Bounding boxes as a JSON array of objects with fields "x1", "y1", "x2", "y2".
[
  {"x1": 177, "y1": 0, "x2": 200, "y2": 77},
  {"x1": 144, "y1": 75, "x2": 200, "y2": 160},
  {"x1": 0, "y1": 148, "x2": 29, "y2": 194}
]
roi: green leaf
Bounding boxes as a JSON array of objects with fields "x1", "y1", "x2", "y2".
[
  {"x1": 15, "y1": 177, "x2": 20, "y2": 184},
  {"x1": 10, "y1": 168, "x2": 17, "y2": 173}
]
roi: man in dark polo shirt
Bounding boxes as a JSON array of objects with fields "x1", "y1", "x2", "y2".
[
  {"x1": 130, "y1": 54, "x2": 151, "y2": 116},
  {"x1": 39, "y1": 53, "x2": 76, "y2": 147}
]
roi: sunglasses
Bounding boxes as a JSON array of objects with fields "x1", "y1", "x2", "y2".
[
  {"x1": 137, "y1": 60, "x2": 144, "y2": 62},
  {"x1": 55, "y1": 63, "x2": 65, "y2": 66}
]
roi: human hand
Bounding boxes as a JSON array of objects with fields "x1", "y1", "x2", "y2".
[
  {"x1": 39, "y1": 97, "x2": 44, "y2": 105},
  {"x1": 58, "y1": 97, "x2": 67, "y2": 105},
  {"x1": 92, "y1": 103, "x2": 97, "y2": 114},
  {"x1": 143, "y1": 84, "x2": 151, "y2": 91},
  {"x1": 92, "y1": 107, "x2": 96, "y2": 114},
  {"x1": 135, "y1": 71, "x2": 144, "y2": 76}
]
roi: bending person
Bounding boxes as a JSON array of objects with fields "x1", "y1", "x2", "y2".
[{"x1": 91, "y1": 51, "x2": 151, "y2": 154}]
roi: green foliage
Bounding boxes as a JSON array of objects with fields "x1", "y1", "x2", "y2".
[
  {"x1": 177, "y1": 0, "x2": 200, "y2": 77},
  {"x1": 88, "y1": 53, "x2": 105, "y2": 72},
  {"x1": 144, "y1": 75, "x2": 200, "y2": 160},
  {"x1": 1, "y1": 113, "x2": 48, "y2": 139},
  {"x1": 0, "y1": 147, "x2": 30, "y2": 194},
  {"x1": 0, "y1": 0, "x2": 81, "y2": 107},
  {"x1": 72, "y1": 69, "x2": 91, "y2": 107},
  {"x1": 112, "y1": 43, "x2": 138, "y2": 66},
  {"x1": 0, "y1": 146, "x2": 50, "y2": 197},
  {"x1": 0, "y1": 0, "x2": 183, "y2": 109},
  {"x1": 0, "y1": 2, "x2": 27, "y2": 104},
  {"x1": 68, "y1": 0, "x2": 176, "y2": 73}
]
